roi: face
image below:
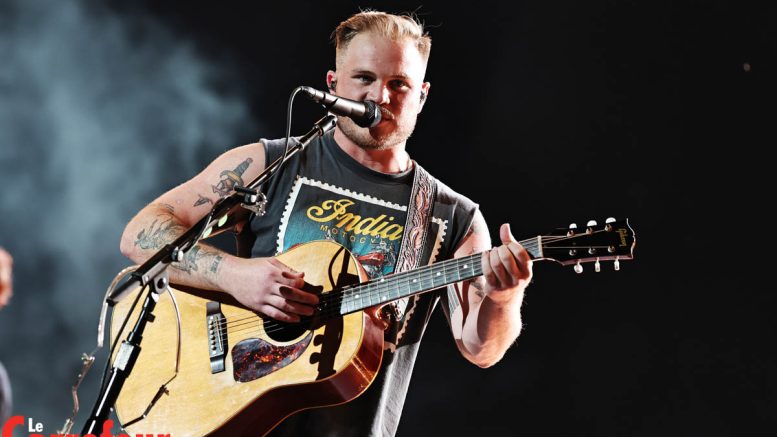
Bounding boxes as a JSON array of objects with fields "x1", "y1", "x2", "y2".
[{"x1": 329, "y1": 31, "x2": 430, "y2": 150}]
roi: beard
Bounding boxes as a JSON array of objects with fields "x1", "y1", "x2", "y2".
[{"x1": 337, "y1": 108, "x2": 418, "y2": 151}]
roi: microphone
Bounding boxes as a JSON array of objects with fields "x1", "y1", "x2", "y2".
[{"x1": 300, "y1": 86, "x2": 381, "y2": 128}]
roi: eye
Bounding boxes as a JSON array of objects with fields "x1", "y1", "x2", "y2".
[
  {"x1": 390, "y1": 80, "x2": 410, "y2": 91},
  {"x1": 355, "y1": 75, "x2": 374, "y2": 84}
]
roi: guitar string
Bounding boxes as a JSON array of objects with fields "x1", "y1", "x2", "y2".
[
  {"x1": 220, "y1": 258, "x2": 480, "y2": 334},
  {"x1": 215, "y1": 253, "x2": 483, "y2": 336},
  {"x1": 212, "y1": 232, "x2": 596, "y2": 334},
  {"x1": 224, "y1": 253, "x2": 484, "y2": 336},
  {"x1": 213, "y1": 231, "x2": 604, "y2": 336},
  {"x1": 217, "y1": 235, "x2": 551, "y2": 331},
  {"x1": 212, "y1": 231, "x2": 598, "y2": 333}
]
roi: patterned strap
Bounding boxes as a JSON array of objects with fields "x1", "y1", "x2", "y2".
[{"x1": 394, "y1": 162, "x2": 437, "y2": 274}]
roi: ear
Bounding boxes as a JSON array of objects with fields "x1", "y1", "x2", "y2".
[
  {"x1": 326, "y1": 70, "x2": 337, "y2": 92},
  {"x1": 418, "y1": 81, "x2": 431, "y2": 113}
]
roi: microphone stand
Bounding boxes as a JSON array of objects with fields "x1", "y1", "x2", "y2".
[{"x1": 80, "y1": 114, "x2": 337, "y2": 434}]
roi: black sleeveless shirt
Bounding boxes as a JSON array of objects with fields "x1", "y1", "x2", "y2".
[{"x1": 250, "y1": 131, "x2": 477, "y2": 436}]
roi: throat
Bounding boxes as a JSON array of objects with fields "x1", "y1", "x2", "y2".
[{"x1": 334, "y1": 129, "x2": 412, "y2": 174}]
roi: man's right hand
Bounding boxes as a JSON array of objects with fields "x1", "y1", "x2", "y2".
[{"x1": 223, "y1": 257, "x2": 320, "y2": 323}]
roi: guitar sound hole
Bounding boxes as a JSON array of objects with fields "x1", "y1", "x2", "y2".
[{"x1": 263, "y1": 316, "x2": 310, "y2": 342}]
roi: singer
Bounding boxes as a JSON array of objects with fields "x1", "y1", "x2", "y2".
[{"x1": 119, "y1": 10, "x2": 531, "y2": 436}]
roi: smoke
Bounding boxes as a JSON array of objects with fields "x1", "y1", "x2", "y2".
[{"x1": 0, "y1": 0, "x2": 253, "y2": 430}]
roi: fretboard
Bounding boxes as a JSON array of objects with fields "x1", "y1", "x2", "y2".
[{"x1": 321, "y1": 236, "x2": 542, "y2": 317}]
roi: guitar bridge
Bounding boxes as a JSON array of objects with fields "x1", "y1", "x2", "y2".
[{"x1": 206, "y1": 301, "x2": 228, "y2": 374}]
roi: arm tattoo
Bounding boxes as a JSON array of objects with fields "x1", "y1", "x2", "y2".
[
  {"x1": 173, "y1": 244, "x2": 224, "y2": 279},
  {"x1": 158, "y1": 203, "x2": 176, "y2": 214},
  {"x1": 194, "y1": 194, "x2": 214, "y2": 207},
  {"x1": 212, "y1": 157, "x2": 253, "y2": 197},
  {"x1": 134, "y1": 217, "x2": 186, "y2": 250}
]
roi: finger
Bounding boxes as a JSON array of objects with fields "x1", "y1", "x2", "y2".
[
  {"x1": 496, "y1": 245, "x2": 520, "y2": 284},
  {"x1": 259, "y1": 304, "x2": 300, "y2": 323},
  {"x1": 269, "y1": 258, "x2": 304, "y2": 277},
  {"x1": 499, "y1": 223, "x2": 517, "y2": 245},
  {"x1": 267, "y1": 294, "x2": 316, "y2": 316},
  {"x1": 481, "y1": 252, "x2": 497, "y2": 287},
  {"x1": 278, "y1": 285, "x2": 320, "y2": 305},
  {"x1": 277, "y1": 274, "x2": 308, "y2": 292},
  {"x1": 489, "y1": 249, "x2": 510, "y2": 287},
  {"x1": 505, "y1": 243, "x2": 533, "y2": 278}
]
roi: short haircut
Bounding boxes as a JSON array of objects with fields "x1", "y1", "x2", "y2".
[{"x1": 331, "y1": 10, "x2": 432, "y2": 66}]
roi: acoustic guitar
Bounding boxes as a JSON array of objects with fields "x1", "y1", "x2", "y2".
[{"x1": 110, "y1": 218, "x2": 635, "y2": 436}]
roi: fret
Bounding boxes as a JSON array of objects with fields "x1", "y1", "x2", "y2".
[
  {"x1": 379, "y1": 277, "x2": 389, "y2": 303},
  {"x1": 336, "y1": 250, "x2": 500, "y2": 315},
  {"x1": 432, "y1": 264, "x2": 445, "y2": 288},
  {"x1": 343, "y1": 286, "x2": 353, "y2": 314},
  {"x1": 412, "y1": 270, "x2": 420, "y2": 295},
  {"x1": 361, "y1": 282, "x2": 371, "y2": 308}
]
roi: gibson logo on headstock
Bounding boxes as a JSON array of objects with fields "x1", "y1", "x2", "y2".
[{"x1": 617, "y1": 228, "x2": 629, "y2": 247}]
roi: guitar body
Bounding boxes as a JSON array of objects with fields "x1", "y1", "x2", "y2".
[{"x1": 111, "y1": 240, "x2": 386, "y2": 436}]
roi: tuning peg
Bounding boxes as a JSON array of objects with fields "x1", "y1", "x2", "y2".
[
  {"x1": 605, "y1": 217, "x2": 616, "y2": 231},
  {"x1": 586, "y1": 220, "x2": 598, "y2": 226},
  {"x1": 568, "y1": 223, "x2": 577, "y2": 236},
  {"x1": 595, "y1": 258, "x2": 601, "y2": 272},
  {"x1": 614, "y1": 257, "x2": 620, "y2": 271},
  {"x1": 586, "y1": 220, "x2": 596, "y2": 234},
  {"x1": 574, "y1": 261, "x2": 583, "y2": 274}
]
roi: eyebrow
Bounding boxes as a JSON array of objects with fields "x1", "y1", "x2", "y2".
[{"x1": 351, "y1": 69, "x2": 412, "y2": 81}]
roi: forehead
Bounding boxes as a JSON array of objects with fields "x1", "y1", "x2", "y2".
[{"x1": 337, "y1": 31, "x2": 427, "y2": 81}]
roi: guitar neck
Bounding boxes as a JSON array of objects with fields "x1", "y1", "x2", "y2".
[{"x1": 324, "y1": 236, "x2": 543, "y2": 317}]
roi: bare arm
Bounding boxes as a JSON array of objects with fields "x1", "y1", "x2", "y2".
[
  {"x1": 0, "y1": 246, "x2": 12, "y2": 310},
  {"x1": 443, "y1": 210, "x2": 533, "y2": 368},
  {"x1": 119, "y1": 143, "x2": 319, "y2": 322}
]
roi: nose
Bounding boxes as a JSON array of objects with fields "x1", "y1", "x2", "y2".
[{"x1": 366, "y1": 83, "x2": 391, "y2": 105}]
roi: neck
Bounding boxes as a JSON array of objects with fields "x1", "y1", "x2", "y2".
[{"x1": 333, "y1": 128, "x2": 412, "y2": 174}]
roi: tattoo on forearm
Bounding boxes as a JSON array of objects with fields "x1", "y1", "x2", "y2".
[
  {"x1": 194, "y1": 194, "x2": 214, "y2": 207},
  {"x1": 175, "y1": 246, "x2": 201, "y2": 273},
  {"x1": 212, "y1": 157, "x2": 253, "y2": 197},
  {"x1": 210, "y1": 254, "x2": 224, "y2": 274},
  {"x1": 134, "y1": 217, "x2": 186, "y2": 250},
  {"x1": 172, "y1": 244, "x2": 224, "y2": 279}
]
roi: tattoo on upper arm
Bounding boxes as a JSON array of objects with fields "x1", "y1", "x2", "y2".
[
  {"x1": 134, "y1": 217, "x2": 186, "y2": 250},
  {"x1": 194, "y1": 194, "x2": 214, "y2": 207},
  {"x1": 158, "y1": 203, "x2": 176, "y2": 214},
  {"x1": 212, "y1": 157, "x2": 253, "y2": 198}
]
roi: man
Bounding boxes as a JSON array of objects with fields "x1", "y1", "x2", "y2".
[
  {"x1": 120, "y1": 10, "x2": 531, "y2": 436},
  {"x1": 0, "y1": 246, "x2": 13, "y2": 425}
]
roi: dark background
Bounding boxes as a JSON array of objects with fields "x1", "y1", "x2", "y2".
[{"x1": 0, "y1": 0, "x2": 774, "y2": 435}]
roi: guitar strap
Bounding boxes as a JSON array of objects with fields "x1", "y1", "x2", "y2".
[{"x1": 387, "y1": 161, "x2": 437, "y2": 318}]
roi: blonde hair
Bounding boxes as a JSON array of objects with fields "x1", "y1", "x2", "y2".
[{"x1": 332, "y1": 10, "x2": 432, "y2": 65}]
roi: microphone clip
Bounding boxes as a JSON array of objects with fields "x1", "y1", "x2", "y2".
[{"x1": 235, "y1": 185, "x2": 267, "y2": 216}]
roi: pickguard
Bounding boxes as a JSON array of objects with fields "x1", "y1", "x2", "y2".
[{"x1": 232, "y1": 333, "x2": 313, "y2": 383}]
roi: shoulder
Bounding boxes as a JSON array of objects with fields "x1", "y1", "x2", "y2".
[
  {"x1": 417, "y1": 164, "x2": 479, "y2": 222},
  {"x1": 414, "y1": 164, "x2": 481, "y2": 256}
]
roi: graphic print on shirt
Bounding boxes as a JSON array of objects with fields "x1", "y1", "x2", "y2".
[
  {"x1": 276, "y1": 176, "x2": 408, "y2": 279},
  {"x1": 276, "y1": 176, "x2": 448, "y2": 351}
]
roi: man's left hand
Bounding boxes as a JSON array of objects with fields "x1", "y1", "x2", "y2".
[{"x1": 481, "y1": 223, "x2": 532, "y2": 304}]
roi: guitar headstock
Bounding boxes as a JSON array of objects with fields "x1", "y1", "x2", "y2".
[{"x1": 534, "y1": 217, "x2": 635, "y2": 272}]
